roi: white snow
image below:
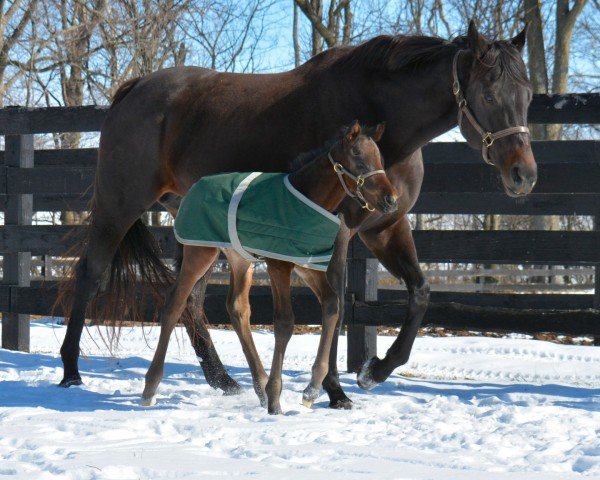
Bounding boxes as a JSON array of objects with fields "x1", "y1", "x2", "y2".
[{"x1": 1, "y1": 318, "x2": 599, "y2": 479}]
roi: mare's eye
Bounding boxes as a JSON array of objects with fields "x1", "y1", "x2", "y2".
[
  {"x1": 351, "y1": 146, "x2": 361, "y2": 156},
  {"x1": 484, "y1": 92, "x2": 494, "y2": 104}
]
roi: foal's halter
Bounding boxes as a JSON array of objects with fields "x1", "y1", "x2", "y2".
[
  {"x1": 327, "y1": 151, "x2": 386, "y2": 212},
  {"x1": 452, "y1": 51, "x2": 530, "y2": 166}
]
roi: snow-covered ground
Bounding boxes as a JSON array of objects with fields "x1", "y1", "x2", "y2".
[{"x1": 0, "y1": 319, "x2": 599, "y2": 479}]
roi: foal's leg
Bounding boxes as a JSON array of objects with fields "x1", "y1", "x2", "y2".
[
  {"x1": 294, "y1": 268, "x2": 339, "y2": 408},
  {"x1": 141, "y1": 246, "x2": 219, "y2": 406},
  {"x1": 161, "y1": 196, "x2": 241, "y2": 395},
  {"x1": 264, "y1": 260, "x2": 295, "y2": 415},
  {"x1": 357, "y1": 215, "x2": 430, "y2": 389},
  {"x1": 179, "y1": 253, "x2": 242, "y2": 394},
  {"x1": 224, "y1": 251, "x2": 269, "y2": 406}
]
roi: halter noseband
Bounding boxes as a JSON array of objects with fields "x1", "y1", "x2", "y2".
[
  {"x1": 327, "y1": 151, "x2": 385, "y2": 212},
  {"x1": 452, "y1": 50, "x2": 530, "y2": 166}
]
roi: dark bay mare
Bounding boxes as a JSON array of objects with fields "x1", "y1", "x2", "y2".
[
  {"x1": 141, "y1": 123, "x2": 396, "y2": 414},
  {"x1": 58, "y1": 21, "x2": 537, "y2": 408}
]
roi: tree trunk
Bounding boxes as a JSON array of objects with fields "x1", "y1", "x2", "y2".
[{"x1": 523, "y1": 0, "x2": 550, "y2": 140}]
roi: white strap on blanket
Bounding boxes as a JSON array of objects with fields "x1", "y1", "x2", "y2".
[{"x1": 227, "y1": 172, "x2": 262, "y2": 262}]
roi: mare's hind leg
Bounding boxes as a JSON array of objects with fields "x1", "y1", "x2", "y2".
[
  {"x1": 224, "y1": 251, "x2": 269, "y2": 407},
  {"x1": 142, "y1": 246, "x2": 219, "y2": 405},
  {"x1": 59, "y1": 210, "x2": 145, "y2": 387},
  {"x1": 295, "y1": 268, "x2": 339, "y2": 409},
  {"x1": 264, "y1": 260, "x2": 295, "y2": 415}
]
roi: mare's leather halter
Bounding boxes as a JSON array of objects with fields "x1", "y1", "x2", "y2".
[
  {"x1": 452, "y1": 51, "x2": 530, "y2": 166},
  {"x1": 327, "y1": 149, "x2": 385, "y2": 212}
]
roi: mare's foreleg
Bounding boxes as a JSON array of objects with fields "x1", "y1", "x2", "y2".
[
  {"x1": 142, "y1": 246, "x2": 219, "y2": 405},
  {"x1": 357, "y1": 216, "x2": 429, "y2": 389},
  {"x1": 264, "y1": 261, "x2": 295, "y2": 415}
]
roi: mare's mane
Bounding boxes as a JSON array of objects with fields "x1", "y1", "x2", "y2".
[{"x1": 321, "y1": 33, "x2": 529, "y2": 86}]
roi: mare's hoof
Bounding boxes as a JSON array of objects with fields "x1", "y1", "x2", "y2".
[
  {"x1": 58, "y1": 375, "x2": 82, "y2": 388},
  {"x1": 357, "y1": 357, "x2": 381, "y2": 391},
  {"x1": 329, "y1": 397, "x2": 353, "y2": 410},
  {"x1": 220, "y1": 376, "x2": 243, "y2": 396},
  {"x1": 140, "y1": 395, "x2": 156, "y2": 407},
  {"x1": 302, "y1": 385, "x2": 320, "y2": 409}
]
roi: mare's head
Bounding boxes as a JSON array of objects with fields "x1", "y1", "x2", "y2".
[
  {"x1": 329, "y1": 121, "x2": 398, "y2": 213},
  {"x1": 457, "y1": 20, "x2": 537, "y2": 196}
]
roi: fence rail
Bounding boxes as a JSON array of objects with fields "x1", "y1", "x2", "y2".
[{"x1": 1, "y1": 93, "x2": 599, "y2": 370}]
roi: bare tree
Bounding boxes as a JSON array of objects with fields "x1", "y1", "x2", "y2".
[
  {"x1": 294, "y1": 0, "x2": 353, "y2": 56},
  {"x1": 0, "y1": 0, "x2": 39, "y2": 106}
]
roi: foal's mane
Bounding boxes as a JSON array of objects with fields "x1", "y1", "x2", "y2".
[
  {"x1": 290, "y1": 124, "x2": 382, "y2": 172},
  {"x1": 290, "y1": 132, "x2": 341, "y2": 172},
  {"x1": 328, "y1": 33, "x2": 529, "y2": 86}
]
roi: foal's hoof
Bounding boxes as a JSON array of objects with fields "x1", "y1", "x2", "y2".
[
  {"x1": 302, "y1": 385, "x2": 320, "y2": 409},
  {"x1": 268, "y1": 405, "x2": 283, "y2": 415},
  {"x1": 357, "y1": 357, "x2": 382, "y2": 391},
  {"x1": 140, "y1": 395, "x2": 156, "y2": 407},
  {"x1": 329, "y1": 397, "x2": 353, "y2": 410},
  {"x1": 58, "y1": 374, "x2": 83, "y2": 388}
]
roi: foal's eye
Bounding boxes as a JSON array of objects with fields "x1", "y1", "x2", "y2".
[
  {"x1": 350, "y1": 146, "x2": 361, "y2": 156},
  {"x1": 484, "y1": 92, "x2": 494, "y2": 104}
]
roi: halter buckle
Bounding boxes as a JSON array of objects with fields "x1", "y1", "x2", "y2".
[
  {"x1": 333, "y1": 162, "x2": 344, "y2": 173},
  {"x1": 362, "y1": 202, "x2": 375, "y2": 212},
  {"x1": 483, "y1": 132, "x2": 494, "y2": 148},
  {"x1": 452, "y1": 81, "x2": 460, "y2": 96},
  {"x1": 356, "y1": 176, "x2": 365, "y2": 187}
]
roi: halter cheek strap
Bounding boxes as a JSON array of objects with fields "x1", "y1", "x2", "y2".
[
  {"x1": 452, "y1": 50, "x2": 530, "y2": 165},
  {"x1": 327, "y1": 152, "x2": 386, "y2": 212}
]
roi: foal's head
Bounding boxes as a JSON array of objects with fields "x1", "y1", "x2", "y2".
[
  {"x1": 457, "y1": 20, "x2": 537, "y2": 197},
  {"x1": 329, "y1": 121, "x2": 398, "y2": 213}
]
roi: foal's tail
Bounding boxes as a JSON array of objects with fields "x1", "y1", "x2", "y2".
[{"x1": 55, "y1": 196, "x2": 191, "y2": 338}]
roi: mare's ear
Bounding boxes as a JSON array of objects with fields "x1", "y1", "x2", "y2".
[
  {"x1": 345, "y1": 120, "x2": 361, "y2": 144},
  {"x1": 467, "y1": 19, "x2": 489, "y2": 58},
  {"x1": 511, "y1": 23, "x2": 529, "y2": 53},
  {"x1": 371, "y1": 122, "x2": 386, "y2": 142}
]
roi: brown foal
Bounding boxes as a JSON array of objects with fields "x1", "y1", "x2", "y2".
[{"x1": 141, "y1": 122, "x2": 397, "y2": 413}]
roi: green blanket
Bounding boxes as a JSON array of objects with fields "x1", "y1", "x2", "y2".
[{"x1": 174, "y1": 172, "x2": 341, "y2": 271}]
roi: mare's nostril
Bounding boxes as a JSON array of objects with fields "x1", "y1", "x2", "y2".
[{"x1": 511, "y1": 165, "x2": 523, "y2": 186}]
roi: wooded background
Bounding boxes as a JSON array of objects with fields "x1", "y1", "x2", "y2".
[{"x1": 1, "y1": 0, "x2": 598, "y2": 292}]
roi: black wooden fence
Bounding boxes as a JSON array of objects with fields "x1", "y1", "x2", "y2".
[{"x1": 0, "y1": 94, "x2": 599, "y2": 371}]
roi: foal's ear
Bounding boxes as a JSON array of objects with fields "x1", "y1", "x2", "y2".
[
  {"x1": 467, "y1": 19, "x2": 489, "y2": 58},
  {"x1": 371, "y1": 122, "x2": 386, "y2": 142},
  {"x1": 345, "y1": 120, "x2": 361, "y2": 143},
  {"x1": 511, "y1": 23, "x2": 529, "y2": 53}
]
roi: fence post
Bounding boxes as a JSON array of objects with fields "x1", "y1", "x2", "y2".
[
  {"x1": 1, "y1": 134, "x2": 33, "y2": 351},
  {"x1": 346, "y1": 257, "x2": 378, "y2": 372},
  {"x1": 595, "y1": 213, "x2": 600, "y2": 346}
]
